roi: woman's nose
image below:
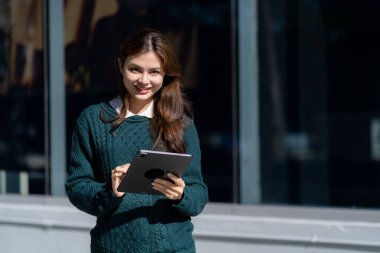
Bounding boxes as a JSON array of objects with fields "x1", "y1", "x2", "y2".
[{"x1": 138, "y1": 73, "x2": 149, "y2": 84}]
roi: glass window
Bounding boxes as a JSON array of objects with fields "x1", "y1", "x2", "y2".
[
  {"x1": 0, "y1": 0, "x2": 46, "y2": 194},
  {"x1": 64, "y1": 0, "x2": 237, "y2": 202},
  {"x1": 259, "y1": 0, "x2": 380, "y2": 208}
]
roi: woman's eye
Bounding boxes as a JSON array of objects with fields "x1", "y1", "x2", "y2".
[
  {"x1": 129, "y1": 67, "x2": 141, "y2": 73},
  {"x1": 151, "y1": 70, "x2": 160, "y2": 75}
]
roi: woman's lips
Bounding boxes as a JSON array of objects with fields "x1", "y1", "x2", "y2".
[{"x1": 135, "y1": 86, "x2": 151, "y2": 95}]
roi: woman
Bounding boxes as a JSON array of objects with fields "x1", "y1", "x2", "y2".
[{"x1": 65, "y1": 28, "x2": 208, "y2": 253}]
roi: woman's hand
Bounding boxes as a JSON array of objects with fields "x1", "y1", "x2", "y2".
[
  {"x1": 111, "y1": 164, "x2": 130, "y2": 198},
  {"x1": 152, "y1": 173, "x2": 185, "y2": 201}
]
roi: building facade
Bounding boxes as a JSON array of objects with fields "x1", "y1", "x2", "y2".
[{"x1": 0, "y1": 0, "x2": 380, "y2": 252}]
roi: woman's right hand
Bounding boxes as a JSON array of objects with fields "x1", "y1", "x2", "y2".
[{"x1": 111, "y1": 164, "x2": 130, "y2": 198}]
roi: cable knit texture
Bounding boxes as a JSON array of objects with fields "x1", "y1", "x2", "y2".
[{"x1": 65, "y1": 102, "x2": 208, "y2": 253}]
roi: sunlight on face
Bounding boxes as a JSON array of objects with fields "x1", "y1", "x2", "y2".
[{"x1": 119, "y1": 52, "x2": 165, "y2": 113}]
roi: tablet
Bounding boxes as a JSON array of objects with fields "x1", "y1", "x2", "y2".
[{"x1": 117, "y1": 150, "x2": 192, "y2": 194}]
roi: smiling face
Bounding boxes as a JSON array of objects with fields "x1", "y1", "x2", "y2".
[{"x1": 119, "y1": 51, "x2": 165, "y2": 114}]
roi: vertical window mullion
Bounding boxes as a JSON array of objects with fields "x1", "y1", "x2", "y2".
[
  {"x1": 238, "y1": 0, "x2": 261, "y2": 204},
  {"x1": 45, "y1": 0, "x2": 65, "y2": 195}
]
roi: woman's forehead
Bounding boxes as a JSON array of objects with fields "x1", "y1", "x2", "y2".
[{"x1": 125, "y1": 52, "x2": 163, "y2": 68}]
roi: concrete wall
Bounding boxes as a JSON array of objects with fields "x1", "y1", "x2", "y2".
[{"x1": 0, "y1": 195, "x2": 379, "y2": 253}]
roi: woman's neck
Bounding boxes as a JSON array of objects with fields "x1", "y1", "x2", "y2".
[{"x1": 129, "y1": 99, "x2": 153, "y2": 115}]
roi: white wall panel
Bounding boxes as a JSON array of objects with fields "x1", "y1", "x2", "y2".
[{"x1": 0, "y1": 196, "x2": 379, "y2": 253}]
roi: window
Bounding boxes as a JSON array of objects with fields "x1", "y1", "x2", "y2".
[
  {"x1": 64, "y1": 0, "x2": 237, "y2": 202},
  {"x1": 259, "y1": 0, "x2": 380, "y2": 208},
  {"x1": 0, "y1": 0, "x2": 47, "y2": 194}
]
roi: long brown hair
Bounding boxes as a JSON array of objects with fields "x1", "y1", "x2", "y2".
[{"x1": 114, "y1": 28, "x2": 192, "y2": 153}]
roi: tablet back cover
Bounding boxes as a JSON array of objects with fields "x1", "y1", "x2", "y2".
[{"x1": 117, "y1": 150, "x2": 192, "y2": 194}]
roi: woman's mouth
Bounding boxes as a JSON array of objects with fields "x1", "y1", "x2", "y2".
[{"x1": 135, "y1": 86, "x2": 151, "y2": 95}]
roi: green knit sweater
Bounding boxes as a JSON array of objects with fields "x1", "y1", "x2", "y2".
[{"x1": 65, "y1": 102, "x2": 208, "y2": 253}]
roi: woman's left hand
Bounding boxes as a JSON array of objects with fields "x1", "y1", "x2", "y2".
[{"x1": 152, "y1": 173, "x2": 185, "y2": 201}]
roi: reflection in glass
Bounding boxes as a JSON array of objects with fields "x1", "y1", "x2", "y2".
[
  {"x1": 0, "y1": 0, "x2": 46, "y2": 194},
  {"x1": 259, "y1": 0, "x2": 380, "y2": 208},
  {"x1": 64, "y1": 0, "x2": 236, "y2": 202}
]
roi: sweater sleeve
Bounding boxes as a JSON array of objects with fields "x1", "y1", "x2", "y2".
[
  {"x1": 65, "y1": 109, "x2": 122, "y2": 217},
  {"x1": 172, "y1": 120, "x2": 209, "y2": 216}
]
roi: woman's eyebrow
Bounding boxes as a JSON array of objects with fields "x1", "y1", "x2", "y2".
[
  {"x1": 150, "y1": 67, "x2": 162, "y2": 71},
  {"x1": 126, "y1": 63, "x2": 141, "y2": 68},
  {"x1": 127, "y1": 63, "x2": 161, "y2": 70}
]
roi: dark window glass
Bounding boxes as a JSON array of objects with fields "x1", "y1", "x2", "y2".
[
  {"x1": 259, "y1": 0, "x2": 380, "y2": 208},
  {"x1": 64, "y1": 0, "x2": 236, "y2": 202},
  {"x1": 0, "y1": 0, "x2": 46, "y2": 194}
]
